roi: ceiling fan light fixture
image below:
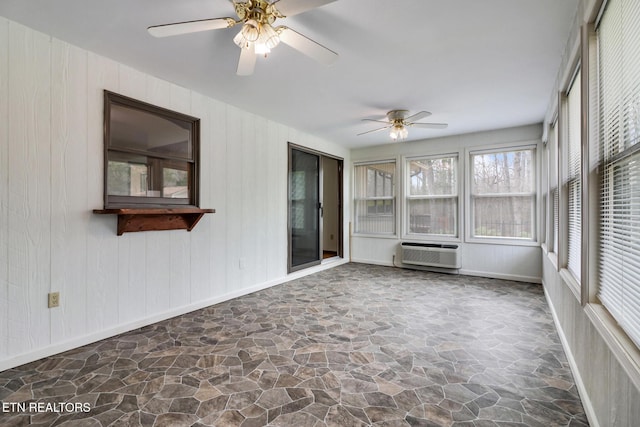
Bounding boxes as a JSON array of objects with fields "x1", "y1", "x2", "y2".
[
  {"x1": 148, "y1": 0, "x2": 339, "y2": 76},
  {"x1": 235, "y1": 22, "x2": 280, "y2": 56},
  {"x1": 254, "y1": 23, "x2": 280, "y2": 56},
  {"x1": 254, "y1": 41, "x2": 271, "y2": 55},
  {"x1": 261, "y1": 23, "x2": 280, "y2": 49},
  {"x1": 241, "y1": 19, "x2": 260, "y2": 42},
  {"x1": 233, "y1": 30, "x2": 249, "y2": 48},
  {"x1": 390, "y1": 124, "x2": 408, "y2": 141}
]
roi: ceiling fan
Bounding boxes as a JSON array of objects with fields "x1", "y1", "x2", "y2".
[
  {"x1": 358, "y1": 110, "x2": 448, "y2": 141},
  {"x1": 147, "y1": 0, "x2": 338, "y2": 76}
]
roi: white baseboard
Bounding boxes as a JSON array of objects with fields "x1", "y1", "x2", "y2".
[
  {"x1": 0, "y1": 259, "x2": 349, "y2": 372},
  {"x1": 350, "y1": 258, "x2": 394, "y2": 267},
  {"x1": 351, "y1": 259, "x2": 542, "y2": 284},
  {"x1": 541, "y1": 281, "x2": 600, "y2": 427},
  {"x1": 459, "y1": 269, "x2": 541, "y2": 284}
]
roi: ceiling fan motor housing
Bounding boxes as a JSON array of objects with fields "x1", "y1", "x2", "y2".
[
  {"x1": 387, "y1": 109, "x2": 409, "y2": 123},
  {"x1": 235, "y1": 0, "x2": 280, "y2": 24}
]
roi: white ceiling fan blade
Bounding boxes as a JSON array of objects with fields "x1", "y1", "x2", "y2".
[
  {"x1": 148, "y1": 17, "x2": 235, "y2": 38},
  {"x1": 357, "y1": 125, "x2": 392, "y2": 136},
  {"x1": 405, "y1": 111, "x2": 432, "y2": 123},
  {"x1": 362, "y1": 118, "x2": 392, "y2": 125},
  {"x1": 237, "y1": 44, "x2": 257, "y2": 76},
  {"x1": 277, "y1": 26, "x2": 338, "y2": 66},
  {"x1": 272, "y1": 0, "x2": 337, "y2": 17},
  {"x1": 410, "y1": 122, "x2": 449, "y2": 129}
]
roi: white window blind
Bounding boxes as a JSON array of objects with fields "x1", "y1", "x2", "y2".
[
  {"x1": 566, "y1": 73, "x2": 582, "y2": 281},
  {"x1": 597, "y1": 0, "x2": 640, "y2": 348},
  {"x1": 354, "y1": 162, "x2": 396, "y2": 234},
  {"x1": 406, "y1": 155, "x2": 458, "y2": 236},
  {"x1": 550, "y1": 122, "x2": 559, "y2": 253},
  {"x1": 553, "y1": 187, "x2": 559, "y2": 253}
]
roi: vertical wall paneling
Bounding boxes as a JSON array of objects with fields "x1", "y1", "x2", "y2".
[
  {"x1": 144, "y1": 76, "x2": 173, "y2": 314},
  {"x1": 7, "y1": 22, "x2": 52, "y2": 354},
  {"x1": 590, "y1": 325, "x2": 611, "y2": 423},
  {"x1": 254, "y1": 115, "x2": 268, "y2": 284},
  {"x1": 86, "y1": 52, "x2": 119, "y2": 331},
  {"x1": 627, "y1": 375, "x2": 640, "y2": 426},
  {"x1": 225, "y1": 106, "x2": 243, "y2": 293},
  {"x1": 189, "y1": 93, "x2": 214, "y2": 302},
  {"x1": 0, "y1": 17, "x2": 9, "y2": 359},
  {"x1": 209, "y1": 99, "x2": 228, "y2": 298},
  {"x1": 169, "y1": 83, "x2": 192, "y2": 308},
  {"x1": 266, "y1": 120, "x2": 283, "y2": 279},
  {"x1": 542, "y1": 254, "x2": 640, "y2": 426},
  {"x1": 118, "y1": 65, "x2": 149, "y2": 318},
  {"x1": 0, "y1": 18, "x2": 350, "y2": 370},
  {"x1": 241, "y1": 113, "x2": 256, "y2": 287},
  {"x1": 50, "y1": 39, "x2": 89, "y2": 341}
]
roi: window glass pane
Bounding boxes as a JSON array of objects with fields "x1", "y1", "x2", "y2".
[
  {"x1": 550, "y1": 123, "x2": 559, "y2": 253},
  {"x1": 473, "y1": 196, "x2": 534, "y2": 239},
  {"x1": 567, "y1": 73, "x2": 582, "y2": 281},
  {"x1": 472, "y1": 150, "x2": 534, "y2": 194},
  {"x1": 163, "y1": 167, "x2": 189, "y2": 199},
  {"x1": 354, "y1": 200, "x2": 395, "y2": 234},
  {"x1": 109, "y1": 104, "x2": 193, "y2": 161},
  {"x1": 409, "y1": 157, "x2": 457, "y2": 196},
  {"x1": 470, "y1": 147, "x2": 536, "y2": 240},
  {"x1": 354, "y1": 162, "x2": 396, "y2": 234},
  {"x1": 407, "y1": 198, "x2": 457, "y2": 235},
  {"x1": 107, "y1": 156, "x2": 149, "y2": 197},
  {"x1": 553, "y1": 187, "x2": 559, "y2": 252},
  {"x1": 104, "y1": 92, "x2": 199, "y2": 207},
  {"x1": 107, "y1": 152, "x2": 191, "y2": 200},
  {"x1": 365, "y1": 166, "x2": 394, "y2": 198}
]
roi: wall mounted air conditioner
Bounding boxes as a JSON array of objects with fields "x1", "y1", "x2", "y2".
[{"x1": 400, "y1": 242, "x2": 461, "y2": 269}]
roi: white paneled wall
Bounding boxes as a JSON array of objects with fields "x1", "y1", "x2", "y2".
[
  {"x1": 0, "y1": 17, "x2": 8, "y2": 361},
  {"x1": 542, "y1": 255, "x2": 640, "y2": 426},
  {"x1": 0, "y1": 17, "x2": 349, "y2": 370}
]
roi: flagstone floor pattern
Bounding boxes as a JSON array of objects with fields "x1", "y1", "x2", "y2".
[{"x1": 0, "y1": 263, "x2": 588, "y2": 426}]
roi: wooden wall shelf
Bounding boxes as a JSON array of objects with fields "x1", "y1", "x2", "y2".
[{"x1": 93, "y1": 207, "x2": 215, "y2": 235}]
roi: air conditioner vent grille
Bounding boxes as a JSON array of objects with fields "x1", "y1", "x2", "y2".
[{"x1": 400, "y1": 242, "x2": 461, "y2": 269}]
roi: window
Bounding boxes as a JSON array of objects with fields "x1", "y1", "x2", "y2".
[
  {"x1": 406, "y1": 155, "x2": 458, "y2": 237},
  {"x1": 104, "y1": 91, "x2": 200, "y2": 208},
  {"x1": 565, "y1": 72, "x2": 582, "y2": 281},
  {"x1": 354, "y1": 161, "x2": 396, "y2": 234},
  {"x1": 549, "y1": 122, "x2": 559, "y2": 253},
  {"x1": 470, "y1": 148, "x2": 536, "y2": 240},
  {"x1": 596, "y1": 0, "x2": 640, "y2": 348}
]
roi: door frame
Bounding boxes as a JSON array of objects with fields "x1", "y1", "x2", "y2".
[{"x1": 287, "y1": 143, "x2": 343, "y2": 273}]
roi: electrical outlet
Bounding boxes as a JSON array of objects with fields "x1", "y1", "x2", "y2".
[{"x1": 48, "y1": 292, "x2": 60, "y2": 308}]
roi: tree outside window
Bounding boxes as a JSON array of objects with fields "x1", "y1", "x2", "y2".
[{"x1": 470, "y1": 148, "x2": 536, "y2": 240}]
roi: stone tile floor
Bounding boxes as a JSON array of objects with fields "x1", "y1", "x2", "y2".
[{"x1": 0, "y1": 263, "x2": 589, "y2": 426}]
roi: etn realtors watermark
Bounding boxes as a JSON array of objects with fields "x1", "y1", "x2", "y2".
[{"x1": 2, "y1": 401, "x2": 92, "y2": 413}]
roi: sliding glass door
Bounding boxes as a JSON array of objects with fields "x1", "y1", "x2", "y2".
[{"x1": 289, "y1": 147, "x2": 321, "y2": 271}]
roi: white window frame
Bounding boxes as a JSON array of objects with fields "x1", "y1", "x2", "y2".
[
  {"x1": 466, "y1": 143, "x2": 539, "y2": 246},
  {"x1": 404, "y1": 153, "x2": 460, "y2": 241},
  {"x1": 589, "y1": 0, "x2": 640, "y2": 361},
  {"x1": 561, "y1": 68, "x2": 583, "y2": 286},
  {"x1": 353, "y1": 160, "x2": 397, "y2": 236},
  {"x1": 545, "y1": 119, "x2": 560, "y2": 265}
]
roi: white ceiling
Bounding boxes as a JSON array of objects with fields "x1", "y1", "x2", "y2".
[{"x1": 0, "y1": 0, "x2": 579, "y2": 149}]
